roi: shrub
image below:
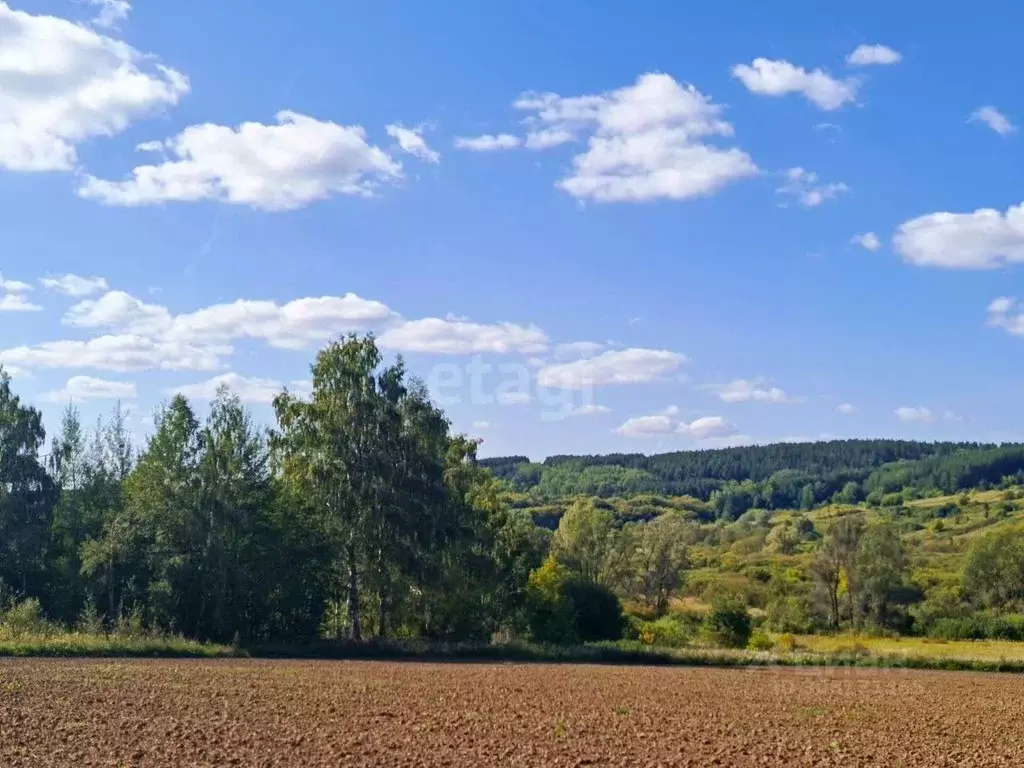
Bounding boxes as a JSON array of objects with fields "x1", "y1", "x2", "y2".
[
  {"x1": 747, "y1": 630, "x2": 774, "y2": 651},
  {"x1": 776, "y1": 632, "x2": 798, "y2": 652},
  {"x1": 635, "y1": 616, "x2": 692, "y2": 648},
  {"x1": 562, "y1": 580, "x2": 623, "y2": 642},
  {"x1": 525, "y1": 557, "x2": 624, "y2": 644},
  {"x1": 701, "y1": 596, "x2": 752, "y2": 649},
  {"x1": 0, "y1": 598, "x2": 53, "y2": 638}
]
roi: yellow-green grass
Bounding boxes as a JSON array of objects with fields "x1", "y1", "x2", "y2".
[
  {"x1": 793, "y1": 633, "x2": 1024, "y2": 663},
  {"x1": 0, "y1": 631, "x2": 237, "y2": 658}
]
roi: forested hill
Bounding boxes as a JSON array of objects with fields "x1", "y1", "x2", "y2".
[{"x1": 479, "y1": 440, "x2": 1024, "y2": 508}]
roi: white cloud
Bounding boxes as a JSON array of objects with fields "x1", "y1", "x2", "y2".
[
  {"x1": 711, "y1": 379, "x2": 792, "y2": 404},
  {"x1": 851, "y1": 232, "x2": 881, "y2": 252},
  {"x1": 65, "y1": 290, "x2": 171, "y2": 335},
  {"x1": 0, "y1": 294, "x2": 41, "y2": 312},
  {"x1": 732, "y1": 58, "x2": 857, "y2": 110},
  {"x1": 454, "y1": 134, "x2": 522, "y2": 151},
  {"x1": 0, "y1": 275, "x2": 30, "y2": 292},
  {"x1": 0, "y1": 335, "x2": 229, "y2": 372},
  {"x1": 895, "y1": 406, "x2": 935, "y2": 423},
  {"x1": 0, "y1": 2, "x2": 188, "y2": 172},
  {"x1": 836, "y1": 403, "x2": 856, "y2": 414},
  {"x1": 378, "y1": 317, "x2": 548, "y2": 355},
  {"x1": 970, "y1": 106, "x2": 1016, "y2": 136},
  {"x1": 43, "y1": 375, "x2": 136, "y2": 402},
  {"x1": 385, "y1": 124, "x2": 439, "y2": 163},
  {"x1": 616, "y1": 406, "x2": 735, "y2": 439},
  {"x1": 40, "y1": 274, "x2": 109, "y2": 297},
  {"x1": 987, "y1": 296, "x2": 1024, "y2": 335},
  {"x1": 524, "y1": 128, "x2": 573, "y2": 149},
  {"x1": 777, "y1": 167, "x2": 847, "y2": 207},
  {"x1": 537, "y1": 348, "x2": 686, "y2": 389},
  {"x1": 166, "y1": 372, "x2": 283, "y2": 404},
  {"x1": 66, "y1": 291, "x2": 397, "y2": 349},
  {"x1": 169, "y1": 294, "x2": 396, "y2": 349},
  {"x1": 472, "y1": 420, "x2": 491, "y2": 430},
  {"x1": 846, "y1": 44, "x2": 902, "y2": 66},
  {"x1": 516, "y1": 73, "x2": 757, "y2": 202},
  {"x1": 552, "y1": 341, "x2": 605, "y2": 360},
  {"x1": 893, "y1": 202, "x2": 1024, "y2": 269},
  {"x1": 79, "y1": 111, "x2": 402, "y2": 210},
  {"x1": 86, "y1": 0, "x2": 131, "y2": 29}
]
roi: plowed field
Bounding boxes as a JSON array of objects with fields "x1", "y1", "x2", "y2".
[{"x1": 1, "y1": 659, "x2": 1021, "y2": 766}]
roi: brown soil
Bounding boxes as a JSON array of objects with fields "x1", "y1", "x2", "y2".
[{"x1": 1, "y1": 659, "x2": 1022, "y2": 766}]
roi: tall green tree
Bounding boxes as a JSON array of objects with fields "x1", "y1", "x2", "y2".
[
  {"x1": 551, "y1": 498, "x2": 613, "y2": 584},
  {"x1": 0, "y1": 370, "x2": 55, "y2": 599}
]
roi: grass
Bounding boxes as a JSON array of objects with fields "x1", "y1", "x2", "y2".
[
  {"x1": 5, "y1": 626, "x2": 1024, "y2": 673},
  {"x1": 794, "y1": 633, "x2": 1024, "y2": 663},
  {"x1": 0, "y1": 631, "x2": 237, "y2": 658}
]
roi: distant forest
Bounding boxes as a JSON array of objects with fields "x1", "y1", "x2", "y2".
[{"x1": 480, "y1": 440, "x2": 1024, "y2": 515}]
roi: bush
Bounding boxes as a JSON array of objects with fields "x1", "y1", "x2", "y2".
[
  {"x1": 634, "y1": 615, "x2": 692, "y2": 648},
  {"x1": 0, "y1": 598, "x2": 53, "y2": 638},
  {"x1": 747, "y1": 630, "x2": 774, "y2": 651},
  {"x1": 928, "y1": 614, "x2": 1024, "y2": 642},
  {"x1": 562, "y1": 580, "x2": 623, "y2": 642},
  {"x1": 525, "y1": 556, "x2": 623, "y2": 644},
  {"x1": 776, "y1": 632, "x2": 798, "y2": 652},
  {"x1": 701, "y1": 596, "x2": 752, "y2": 649}
]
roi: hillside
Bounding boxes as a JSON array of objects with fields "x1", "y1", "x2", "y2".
[{"x1": 480, "y1": 439, "x2": 1024, "y2": 515}]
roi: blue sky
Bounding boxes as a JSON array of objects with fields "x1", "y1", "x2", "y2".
[{"x1": 1, "y1": 0, "x2": 1023, "y2": 459}]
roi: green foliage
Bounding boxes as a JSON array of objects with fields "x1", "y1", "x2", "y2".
[
  {"x1": 524, "y1": 556, "x2": 623, "y2": 644},
  {"x1": 561, "y1": 580, "x2": 623, "y2": 642},
  {"x1": 747, "y1": 630, "x2": 775, "y2": 651},
  {"x1": 962, "y1": 526, "x2": 1024, "y2": 611},
  {"x1": 701, "y1": 596, "x2": 752, "y2": 648}
]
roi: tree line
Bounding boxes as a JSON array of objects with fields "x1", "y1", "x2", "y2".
[
  {"x1": 483, "y1": 440, "x2": 1024, "y2": 518},
  {"x1": 0, "y1": 336, "x2": 564, "y2": 645}
]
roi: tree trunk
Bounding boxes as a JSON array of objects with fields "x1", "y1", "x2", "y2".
[{"x1": 347, "y1": 542, "x2": 361, "y2": 641}]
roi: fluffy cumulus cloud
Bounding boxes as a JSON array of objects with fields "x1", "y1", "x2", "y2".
[
  {"x1": 0, "y1": 2, "x2": 188, "y2": 172},
  {"x1": 777, "y1": 167, "x2": 847, "y2": 207},
  {"x1": 970, "y1": 106, "x2": 1016, "y2": 136},
  {"x1": 4, "y1": 283, "x2": 562, "y2": 373},
  {"x1": 79, "y1": 111, "x2": 403, "y2": 210},
  {"x1": 851, "y1": 232, "x2": 881, "y2": 252},
  {"x1": 166, "y1": 372, "x2": 285, "y2": 404},
  {"x1": 732, "y1": 58, "x2": 857, "y2": 110},
  {"x1": 385, "y1": 124, "x2": 439, "y2": 163},
  {"x1": 0, "y1": 335, "x2": 229, "y2": 372},
  {"x1": 453, "y1": 133, "x2": 522, "y2": 151},
  {"x1": 64, "y1": 291, "x2": 397, "y2": 349},
  {"x1": 43, "y1": 375, "x2": 136, "y2": 402},
  {"x1": 893, "y1": 202, "x2": 1024, "y2": 269},
  {"x1": 0, "y1": 274, "x2": 30, "y2": 292},
  {"x1": 514, "y1": 73, "x2": 757, "y2": 202},
  {"x1": 987, "y1": 296, "x2": 1024, "y2": 335},
  {"x1": 895, "y1": 406, "x2": 935, "y2": 424},
  {"x1": 836, "y1": 403, "x2": 856, "y2": 414},
  {"x1": 537, "y1": 348, "x2": 686, "y2": 389},
  {"x1": 846, "y1": 44, "x2": 902, "y2": 66},
  {"x1": 616, "y1": 406, "x2": 735, "y2": 440},
  {"x1": 710, "y1": 379, "x2": 792, "y2": 404},
  {"x1": 0, "y1": 293, "x2": 41, "y2": 311},
  {"x1": 41, "y1": 274, "x2": 109, "y2": 296},
  {"x1": 379, "y1": 317, "x2": 547, "y2": 355}
]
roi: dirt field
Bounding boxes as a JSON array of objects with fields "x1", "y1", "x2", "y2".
[{"x1": 1, "y1": 659, "x2": 1022, "y2": 766}]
